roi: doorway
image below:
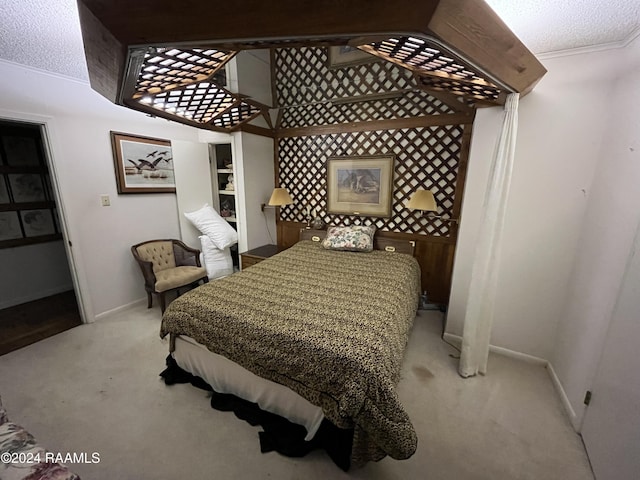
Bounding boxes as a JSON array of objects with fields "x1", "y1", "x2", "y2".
[{"x1": 0, "y1": 119, "x2": 82, "y2": 355}]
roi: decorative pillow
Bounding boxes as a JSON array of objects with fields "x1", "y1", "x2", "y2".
[
  {"x1": 199, "y1": 235, "x2": 234, "y2": 280},
  {"x1": 184, "y1": 204, "x2": 238, "y2": 250},
  {"x1": 321, "y1": 225, "x2": 376, "y2": 252}
]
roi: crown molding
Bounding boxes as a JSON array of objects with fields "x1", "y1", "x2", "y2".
[
  {"x1": 0, "y1": 58, "x2": 90, "y2": 85},
  {"x1": 622, "y1": 25, "x2": 640, "y2": 47},
  {"x1": 536, "y1": 26, "x2": 640, "y2": 60}
]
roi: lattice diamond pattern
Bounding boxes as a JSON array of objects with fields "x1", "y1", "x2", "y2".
[
  {"x1": 140, "y1": 82, "x2": 235, "y2": 122},
  {"x1": 364, "y1": 37, "x2": 483, "y2": 81},
  {"x1": 417, "y1": 76, "x2": 501, "y2": 102},
  {"x1": 127, "y1": 46, "x2": 265, "y2": 131},
  {"x1": 137, "y1": 81, "x2": 261, "y2": 127},
  {"x1": 279, "y1": 90, "x2": 452, "y2": 128},
  {"x1": 278, "y1": 126, "x2": 463, "y2": 236},
  {"x1": 134, "y1": 47, "x2": 233, "y2": 94},
  {"x1": 275, "y1": 47, "x2": 454, "y2": 127},
  {"x1": 212, "y1": 103, "x2": 261, "y2": 128},
  {"x1": 360, "y1": 36, "x2": 503, "y2": 103},
  {"x1": 275, "y1": 48, "x2": 329, "y2": 106}
]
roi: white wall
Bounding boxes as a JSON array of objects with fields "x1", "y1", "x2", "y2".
[
  {"x1": 448, "y1": 47, "x2": 621, "y2": 361},
  {"x1": 0, "y1": 241, "x2": 73, "y2": 309},
  {"x1": 550, "y1": 34, "x2": 640, "y2": 427},
  {"x1": 233, "y1": 50, "x2": 273, "y2": 106},
  {"x1": 234, "y1": 132, "x2": 276, "y2": 250},
  {"x1": 0, "y1": 59, "x2": 201, "y2": 320},
  {"x1": 227, "y1": 49, "x2": 276, "y2": 251},
  {"x1": 448, "y1": 33, "x2": 640, "y2": 430},
  {"x1": 172, "y1": 140, "x2": 213, "y2": 249}
]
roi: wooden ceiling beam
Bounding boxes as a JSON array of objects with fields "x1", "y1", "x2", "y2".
[
  {"x1": 426, "y1": 0, "x2": 547, "y2": 95},
  {"x1": 77, "y1": 2, "x2": 127, "y2": 103},
  {"x1": 77, "y1": 0, "x2": 546, "y2": 116},
  {"x1": 78, "y1": 0, "x2": 441, "y2": 45}
]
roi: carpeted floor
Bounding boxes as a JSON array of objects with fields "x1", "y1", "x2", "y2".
[{"x1": 0, "y1": 302, "x2": 594, "y2": 479}]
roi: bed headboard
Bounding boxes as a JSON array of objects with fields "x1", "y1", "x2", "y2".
[{"x1": 299, "y1": 228, "x2": 416, "y2": 256}]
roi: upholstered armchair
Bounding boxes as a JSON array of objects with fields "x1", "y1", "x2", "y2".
[{"x1": 131, "y1": 239, "x2": 208, "y2": 313}]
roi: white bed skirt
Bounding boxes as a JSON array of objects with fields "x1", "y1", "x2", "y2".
[{"x1": 172, "y1": 335, "x2": 325, "y2": 441}]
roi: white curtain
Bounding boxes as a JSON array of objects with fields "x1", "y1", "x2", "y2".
[{"x1": 458, "y1": 93, "x2": 520, "y2": 378}]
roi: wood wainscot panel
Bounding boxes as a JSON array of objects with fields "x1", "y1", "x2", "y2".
[
  {"x1": 278, "y1": 221, "x2": 307, "y2": 248},
  {"x1": 277, "y1": 220, "x2": 455, "y2": 305},
  {"x1": 413, "y1": 236, "x2": 456, "y2": 304}
]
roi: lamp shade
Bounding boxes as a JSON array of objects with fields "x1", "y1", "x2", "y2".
[
  {"x1": 406, "y1": 189, "x2": 437, "y2": 212},
  {"x1": 268, "y1": 188, "x2": 293, "y2": 206}
]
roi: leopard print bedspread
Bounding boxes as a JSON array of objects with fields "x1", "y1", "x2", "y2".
[{"x1": 160, "y1": 240, "x2": 421, "y2": 465}]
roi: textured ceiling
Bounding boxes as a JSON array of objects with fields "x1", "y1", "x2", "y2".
[
  {"x1": 0, "y1": 0, "x2": 88, "y2": 80},
  {"x1": 485, "y1": 0, "x2": 639, "y2": 54},
  {"x1": 0, "y1": 0, "x2": 638, "y2": 81}
]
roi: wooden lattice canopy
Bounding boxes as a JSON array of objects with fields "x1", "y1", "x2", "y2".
[
  {"x1": 127, "y1": 47, "x2": 267, "y2": 130},
  {"x1": 76, "y1": 0, "x2": 546, "y2": 133}
]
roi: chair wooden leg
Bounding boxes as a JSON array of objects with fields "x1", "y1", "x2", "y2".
[
  {"x1": 160, "y1": 293, "x2": 166, "y2": 313},
  {"x1": 147, "y1": 292, "x2": 152, "y2": 309}
]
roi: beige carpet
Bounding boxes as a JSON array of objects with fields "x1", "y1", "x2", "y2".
[{"x1": 0, "y1": 303, "x2": 594, "y2": 479}]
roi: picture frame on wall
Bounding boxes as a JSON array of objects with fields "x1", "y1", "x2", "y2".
[
  {"x1": 0, "y1": 211, "x2": 23, "y2": 241},
  {"x1": 8, "y1": 173, "x2": 46, "y2": 203},
  {"x1": 110, "y1": 131, "x2": 175, "y2": 194},
  {"x1": 20, "y1": 209, "x2": 56, "y2": 237},
  {"x1": 0, "y1": 120, "x2": 62, "y2": 249},
  {"x1": 2, "y1": 135, "x2": 41, "y2": 167},
  {"x1": 0, "y1": 177, "x2": 9, "y2": 204},
  {"x1": 326, "y1": 155, "x2": 395, "y2": 217},
  {"x1": 327, "y1": 46, "x2": 378, "y2": 69}
]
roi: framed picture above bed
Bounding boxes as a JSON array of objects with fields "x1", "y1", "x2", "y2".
[
  {"x1": 110, "y1": 131, "x2": 175, "y2": 194},
  {"x1": 326, "y1": 155, "x2": 395, "y2": 217}
]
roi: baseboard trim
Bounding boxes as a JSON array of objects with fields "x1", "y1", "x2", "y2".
[
  {"x1": 442, "y1": 332, "x2": 461, "y2": 348},
  {"x1": 442, "y1": 332, "x2": 547, "y2": 365},
  {"x1": 547, "y1": 362, "x2": 581, "y2": 431},
  {"x1": 443, "y1": 332, "x2": 581, "y2": 432},
  {"x1": 489, "y1": 343, "x2": 547, "y2": 366},
  {"x1": 0, "y1": 284, "x2": 74, "y2": 310},
  {"x1": 94, "y1": 297, "x2": 147, "y2": 321}
]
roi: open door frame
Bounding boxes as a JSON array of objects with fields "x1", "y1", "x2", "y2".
[{"x1": 0, "y1": 109, "x2": 92, "y2": 323}]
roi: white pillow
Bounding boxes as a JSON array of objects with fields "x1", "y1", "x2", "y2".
[
  {"x1": 184, "y1": 204, "x2": 238, "y2": 249},
  {"x1": 200, "y1": 235, "x2": 234, "y2": 280}
]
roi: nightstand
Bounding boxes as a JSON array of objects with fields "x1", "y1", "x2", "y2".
[{"x1": 240, "y1": 244, "x2": 287, "y2": 270}]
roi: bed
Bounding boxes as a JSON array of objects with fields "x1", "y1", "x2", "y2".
[{"x1": 160, "y1": 228, "x2": 421, "y2": 468}]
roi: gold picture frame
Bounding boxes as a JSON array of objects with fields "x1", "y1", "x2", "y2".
[
  {"x1": 327, "y1": 155, "x2": 395, "y2": 217},
  {"x1": 110, "y1": 132, "x2": 175, "y2": 194}
]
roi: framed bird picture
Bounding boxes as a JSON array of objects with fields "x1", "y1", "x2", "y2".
[{"x1": 110, "y1": 132, "x2": 175, "y2": 194}]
